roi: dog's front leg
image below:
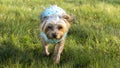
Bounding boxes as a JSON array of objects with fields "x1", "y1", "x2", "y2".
[
  {"x1": 41, "y1": 39, "x2": 50, "y2": 56},
  {"x1": 53, "y1": 40, "x2": 65, "y2": 64}
]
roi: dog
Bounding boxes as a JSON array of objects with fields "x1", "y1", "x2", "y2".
[{"x1": 39, "y1": 5, "x2": 73, "y2": 64}]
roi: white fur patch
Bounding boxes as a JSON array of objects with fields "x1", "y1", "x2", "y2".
[{"x1": 41, "y1": 16, "x2": 67, "y2": 31}]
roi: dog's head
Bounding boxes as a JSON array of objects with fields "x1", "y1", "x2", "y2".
[{"x1": 40, "y1": 14, "x2": 73, "y2": 40}]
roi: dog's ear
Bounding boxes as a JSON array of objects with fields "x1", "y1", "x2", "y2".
[
  {"x1": 40, "y1": 16, "x2": 49, "y2": 23},
  {"x1": 62, "y1": 14, "x2": 73, "y2": 23}
]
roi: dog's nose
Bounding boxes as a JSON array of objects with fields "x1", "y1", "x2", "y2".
[{"x1": 52, "y1": 34, "x2": 57, "y2": 38}]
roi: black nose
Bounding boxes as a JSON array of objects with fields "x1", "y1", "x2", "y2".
[{"x1": 52, "y1": 34, "x2": 57, "y2": 38}]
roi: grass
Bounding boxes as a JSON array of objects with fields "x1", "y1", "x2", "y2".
[{"x1": 0, "y1": 0, "x2": 120, "y2": 68}]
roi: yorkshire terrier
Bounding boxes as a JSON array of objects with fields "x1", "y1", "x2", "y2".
[{"x1": 39, "y1": 5, "x2": 73, "y2": 64}]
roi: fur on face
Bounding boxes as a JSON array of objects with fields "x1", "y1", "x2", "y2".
[{"x1": 40, "y1": 14, "x2": 72, "y2": 40}]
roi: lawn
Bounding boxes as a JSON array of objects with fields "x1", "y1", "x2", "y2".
[{"x1": 0, "y1": 0, "x2": 120, "y2": 68}]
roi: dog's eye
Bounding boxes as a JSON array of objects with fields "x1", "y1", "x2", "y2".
[
  {"x1": 47, "y1": 26, "x2": 53, "y2": 30},
  {"x1": 58, "y1": 26, "x2": 63, "y2": 30}
]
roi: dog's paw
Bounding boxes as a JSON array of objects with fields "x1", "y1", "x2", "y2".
[
  {"x1": 42, "y1": 51, "x2": 50, "y2": 56},
  {"x1": 45, "y1": 52, "x2": 50, "y2": 56},
  {"x1": 53, "y1": 55, "x2": 60, "y2": 64}
]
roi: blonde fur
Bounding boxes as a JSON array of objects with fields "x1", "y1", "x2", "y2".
[{"x1": 40, "y1": 7, "x2": 73, "y2": 64}]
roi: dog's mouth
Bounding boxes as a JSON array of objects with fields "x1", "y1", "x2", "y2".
[{"x1": 47, "y1": 35, "x2": 62, "y2": 40}]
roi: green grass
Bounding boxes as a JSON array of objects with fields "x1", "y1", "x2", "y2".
[{"x1": 0, "y1": 0, "x2": 120, "y2": 68}]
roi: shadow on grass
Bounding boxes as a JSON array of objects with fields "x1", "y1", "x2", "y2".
[
  {"x1": 60, "y1": 45, "x2": 90, "y2": 68},
  {"x1": 0, "y1": 36, "x2": 91, "y2": 67},
  {"x1": 0, "y1": 24, "x2": 92, "y2": 67},
  {"x1": 0, "y1": 39, "x2": 53, "y2": 66}
]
